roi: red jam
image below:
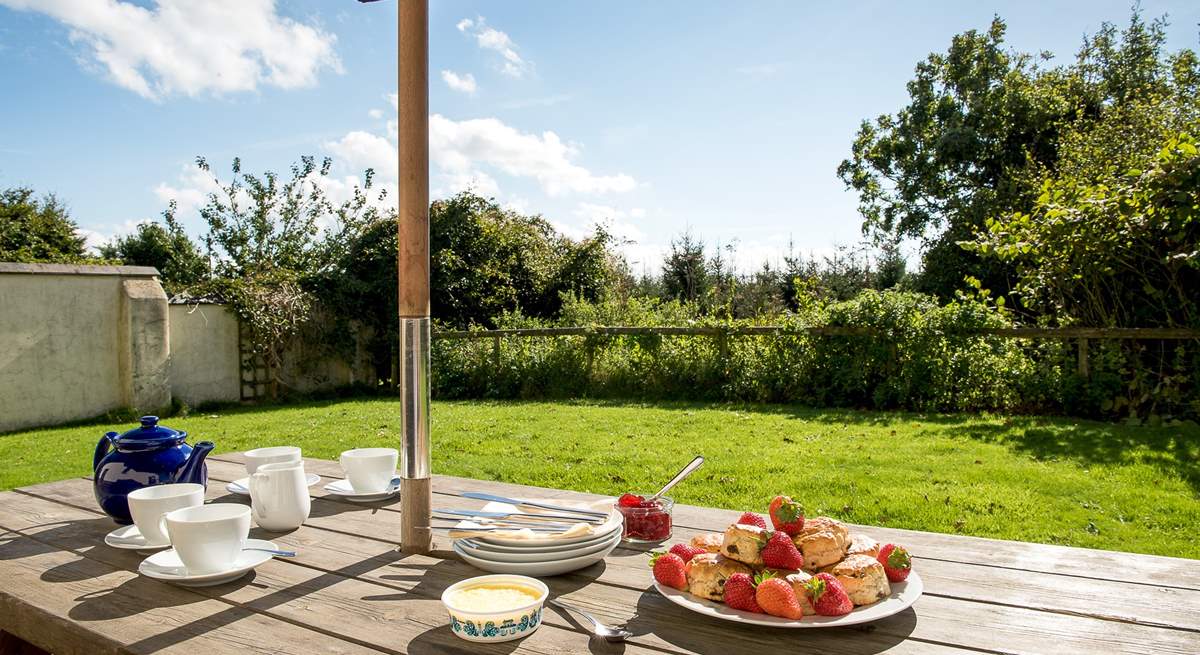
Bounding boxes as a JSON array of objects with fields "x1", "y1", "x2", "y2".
[{"x1": 616, "y1": 493, "x2": 673, "y2": 542}]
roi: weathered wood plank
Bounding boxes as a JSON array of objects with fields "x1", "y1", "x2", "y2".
[
  {"x1": 24, "y1": 473, "x2": 1200, "y2": 654},
  {"x1": 0, "y1": 486, "x2": 961, "y2": 655},
  {"x1": 0, "y1": 530, "x2": 378, "y2": 655}
]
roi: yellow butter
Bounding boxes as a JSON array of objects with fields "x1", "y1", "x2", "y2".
[{"x1": 448, "y1": 583, "x2": 541, "y2": 612}]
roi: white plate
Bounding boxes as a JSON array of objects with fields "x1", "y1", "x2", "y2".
[
  {"x1": 138, "y1": 539, "x2": 280, "y2": 587},
  {"x1": 459, "y1": 530, "x2": 615, "y2": 554},
  {"x1": 453, "y1": 533, "x2": 620, "y2": 576},
  {"x1": 226, "y1": 473, "x2": 321, "y2": 496},
  {"x1": 104, "y1": 524, "x2": 170, "y2": 551},
  {"x1": 323, "y1": 478, "x2": 400, "y2": 502},
  {"x1": 457, "y1": 530, "x2": 622, "y2": 563},
  {"x1": 654, "y1": 572, "x2": 923, "y2": 628},
  {"x1": 471, "y1": 501, "x2": 621, "y2": 547}
]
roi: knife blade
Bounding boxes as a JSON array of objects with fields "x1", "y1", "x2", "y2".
[
  {"x1": 461, "y1": 492, "x2": 610, "y2": 518},
  {"x1": 435, "y1": 508, "x2": 606, "y2": 525}
]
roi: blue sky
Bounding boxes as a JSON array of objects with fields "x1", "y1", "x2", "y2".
[{"x1": 2, "y1": 1, "x2": 1198, "y2": 274}]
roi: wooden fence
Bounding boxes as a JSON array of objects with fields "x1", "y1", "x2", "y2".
[{"x1": 433, "y1": 326, "x2": 1200, "y2": 380}]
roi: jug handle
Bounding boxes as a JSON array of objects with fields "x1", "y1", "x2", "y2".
[{"x1": 94, "y1": 432, "x2": 118, "y2": 472}]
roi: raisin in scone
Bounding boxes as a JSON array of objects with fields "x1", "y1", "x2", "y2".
[
  {"x1": 684, "y1": 553, "x2": 753, "y2": 601},
  {"x1": 690, "y1": 533, "x2": 723, "y2": 553},
  {"x1": 846, "y1": 533, "x2": 880, "y2": 559},
  {"x1": 720, "y1": 523, "x2": 765, "y2": 567},
  {"x1": 821, "y1": 554, "x2": 890, "y2": 606},
  {"x1": 792, "y1": 517, "x2": 850, "y2": 571}
]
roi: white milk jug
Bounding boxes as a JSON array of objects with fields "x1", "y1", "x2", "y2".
[{"x1": 249, "y1": 461, "x2": 311, "y2": 531}]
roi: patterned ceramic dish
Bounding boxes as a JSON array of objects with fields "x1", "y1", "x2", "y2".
[{"x1": 441, "y1": 574, "x2": 549, "y2": 643}]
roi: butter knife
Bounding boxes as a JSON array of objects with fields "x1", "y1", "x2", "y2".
[{"x1": 461, "y1": 492, "x2": 610, "y2": 518}]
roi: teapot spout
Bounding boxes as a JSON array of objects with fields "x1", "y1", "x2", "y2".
[{"x1": 175, "y1": 441, "x2": 215, "y2": 486}]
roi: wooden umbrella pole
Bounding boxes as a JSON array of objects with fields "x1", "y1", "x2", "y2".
[{"x1": 397, "y1": 0, "x2": 432, "y2": 554}]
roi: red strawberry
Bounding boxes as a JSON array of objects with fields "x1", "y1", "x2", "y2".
[
  {"x1": 754, "y1": 571, "x2": 803, "y2": 619},
  {"x1": 723, "y1": 573, "x2": 763, "y2": 613},
  {"x1": 759, "y1": 530, "x2": 804, "y2": 570},
  {"x1": 737, "y1": 511, "x2": 768, "y2": 529},
  {"x1": 669, "y1": 543, "x2": 706, "y2": 563},
  {"x1": 650, "y1": 551, "x2": 687, "y2": 590},
  {"x1": 768, "y1": 495, "x2": 805, "y2": 536},
  {"x1": 877, "y1": 544, "x2": 912, "y2": 582},
  {"x1": 804, "y1": 573, "x2": 853, "y2": 616}
]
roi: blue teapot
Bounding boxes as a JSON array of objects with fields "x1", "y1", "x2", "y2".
[{"x1": 92, "y1": 416, "x2": 214, "y2": 524}]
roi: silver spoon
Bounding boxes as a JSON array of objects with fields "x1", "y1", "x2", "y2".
[
  {"x1": 244, "y1": 547, "x2": 296, "y2": 557},
  {"x1": 550, "y1": 598, "x2": 631, "y2": 642},
  {"x1": 648, "y1": 455, "x2": 705, "y2": 503}
]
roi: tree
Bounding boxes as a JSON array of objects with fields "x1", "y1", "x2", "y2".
[
  {"x1": 100, "y1": 201, "x2": 207, "y2": 294},
  {"x1": 838, "y1": 11, "x2": 1196, "y2": 301},
  {"x1": 185, "y1": 155, "x2": 386, "y2": 397},
  {"x1": 0, "y1": 187, "x2": 87, "y2": 263},
  {"x1": 661, "y1": 231, "x2": 710, "y2": 304}
]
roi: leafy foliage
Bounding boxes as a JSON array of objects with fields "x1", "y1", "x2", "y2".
[
  {"x1": 0, "y1": 187, "x2": 88, "y2": 263},
  {"x1": 99, "y1": 201, "x2": 208, "y2": 294},
  {"x1": 839, "y1": 11, "x2": 1199, "y2": 300}
]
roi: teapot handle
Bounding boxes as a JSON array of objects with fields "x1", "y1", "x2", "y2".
[{"x1": 93, "y1": 432, "x2": 118, "y2": 473}]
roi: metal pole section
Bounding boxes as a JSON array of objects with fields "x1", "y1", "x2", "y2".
[{"x1": 397, "y1": 0, "x2": 432, "y2": 554}]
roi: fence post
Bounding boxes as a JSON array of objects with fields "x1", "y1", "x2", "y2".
[
  {"x1": 492, "y1": 335, "x2": 502, "y2": 372},
  {"x1": 1077, "y1": 337, "x2": 1090, "y2": 379}
]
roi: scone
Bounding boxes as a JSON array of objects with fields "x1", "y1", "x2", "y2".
[
  {"x1": 846, "y1": 533, "x2": 880, "y2": 558},
  {"x1": 821, "y1": 554, "x2": 890, "y2": 606},
  {"x1": 792, "y1": 517, "x2": 850, "y2": 571},
  {"x1": 684, "y1": 553, "x2": 752, "y2": 601},
  {"x1": 690, "y1": 533, "x2": 723, "y2": 553},
  {"x1": 720, "y1": 524, "x2": 765, "y2": 567},
  {"x1": 784, "y1": 571, "x2": 817, "y2": 615}
]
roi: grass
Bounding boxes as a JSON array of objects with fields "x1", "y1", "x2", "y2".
[{"x1": 3, "y1": 398, "x2": 1198, "y2": 559}]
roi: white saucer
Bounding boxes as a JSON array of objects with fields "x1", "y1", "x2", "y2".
[
  {"x1": 138, "y1": 538, "x2": 280, "y2": 587},
  {"x1": 104, "y1": 524, "x2": 170, "y2": 551},
  {"x1": 322, "y1": 478, "x2": 400, "y2": 502},
  {"x1": 226, "y1": 473, "x2": 321, "y2": 496}
]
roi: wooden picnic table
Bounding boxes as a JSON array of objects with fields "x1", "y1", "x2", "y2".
[{"x1": 1, "y1": 454, "x2": 1197, "y2": 655}]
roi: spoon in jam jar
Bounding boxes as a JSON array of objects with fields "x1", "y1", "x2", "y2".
[{"x1": 647, "y1": 455, "x2": 704, "y2": 504}]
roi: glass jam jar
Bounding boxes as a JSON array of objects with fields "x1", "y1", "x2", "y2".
[{"x1": 616, "y1": 493, "x2": 674, "y2": 542}]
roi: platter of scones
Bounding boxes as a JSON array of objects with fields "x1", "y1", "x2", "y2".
[{"x1": 650, "y1": 495, "x2": 922, "y2": 627}]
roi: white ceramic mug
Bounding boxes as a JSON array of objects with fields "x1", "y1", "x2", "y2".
[
  {"x1": 126, "y1": 483, "x2": 204, "y2": 547},
  {"x1": 244, "y1": 446, "x2": 302, "y2": 475},
  {"x1": 339, "y1": 447, "x2": 398, "y2": 493},
  {"x1": 250, "y1": 461, "x2": 311, "y2": 532},
  {"x1": 161, "y1": 504, "x2": 250, "y2": 575}
]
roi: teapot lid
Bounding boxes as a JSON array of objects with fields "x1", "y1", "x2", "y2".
[{"x1": 113, "y1": 416, "x2": 186, "y2": 448}]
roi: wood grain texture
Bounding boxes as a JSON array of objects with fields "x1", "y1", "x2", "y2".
[
  {"x1": 6, "y1": 457, "x2": 1198, "y2": 654},
  {"x1": 396, "y1": 0, "x2": 429, "y2": 318},
  {"x1": 400, "y1": 476, "x2": 432, "y2": 553}
]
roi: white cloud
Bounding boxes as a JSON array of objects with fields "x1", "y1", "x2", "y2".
[
  {"x1": 325, "y1": 130, "x2": 398, "y2": 181},
  {"x1": 430, "y1": 115, "x2": 636, "y2": 196},
  {"x1": 457, "y1": 15, "x2": 530, "y2": 78},
  {"x1": 154, "y1": 163, "x2": 221, "y2": 214},
  {"x1": 440, "y1": 69, "x2": 477, "y2": 95},
  {"x1": 0, "y1": 0, "x2": 341, "y2": 100},
  {"x1": 368, "y1": 108, "x2": 384, "y2": 119}
]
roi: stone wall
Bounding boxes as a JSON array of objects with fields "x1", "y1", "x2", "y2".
[
  {"x1": 0, "y1": 263, "x2": 170, "y2": 432},
  {"x1": 168, "y1": 302, "x2": 241, "y2": 407}
]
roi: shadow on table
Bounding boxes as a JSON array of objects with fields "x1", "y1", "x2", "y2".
[
  {"x1": 624, "y1": 588, "x2": 917, "y2": 654},
  {"x1": 69, "y1": 572, "x2": 237, "y2": 621}
]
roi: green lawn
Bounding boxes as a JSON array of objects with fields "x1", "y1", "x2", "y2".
[{"x1": 4, "y1": 398, "x2": 1198, "y2": 559}]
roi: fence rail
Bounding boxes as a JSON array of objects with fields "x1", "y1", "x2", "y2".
[
  {"x1": 432, "y1": 325, "x2": 1200, "y2": 382},
  {"x1": 434, "y1": 325, "x2": 1200, "y2": 340}
]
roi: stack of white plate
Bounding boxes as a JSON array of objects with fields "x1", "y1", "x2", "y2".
[{"x1": 454, "y1": 526, "x2": 622, "y2": 577}]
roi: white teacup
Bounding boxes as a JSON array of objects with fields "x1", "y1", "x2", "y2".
[
  {"x1": 339, "y1": 447, "x2": 398, "y2": 493},
  {"x1": 244, "y1": 446, "x2": 302, "y2": 475},
  {"x1": 127, "y1": 483, "x2": 204, "y2": 547},
  {"x1": 161, "y1": 504, "x2": 251, "y2": 575}
]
